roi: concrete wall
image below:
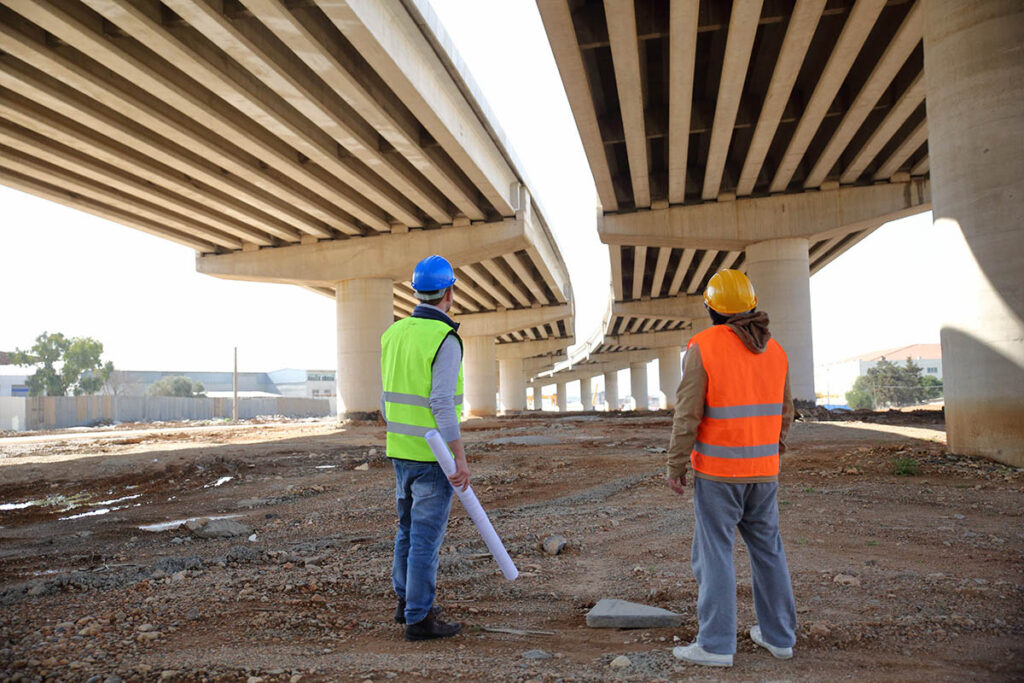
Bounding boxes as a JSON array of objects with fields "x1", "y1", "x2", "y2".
[
  {"x1": 9, "y1": 396, "x2": 330, "y2": 431},
  {"x1": 0, "y1": 397, "x2": 27, "y2": 431}
]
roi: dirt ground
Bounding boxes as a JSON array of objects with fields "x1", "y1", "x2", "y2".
[{"x1": 0, "y1": 411, "x2": 1021, "y2": 682}]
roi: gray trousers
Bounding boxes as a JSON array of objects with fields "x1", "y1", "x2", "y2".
[{"x1": 692, "y1": 477, "x2": 797, "y2": 655}]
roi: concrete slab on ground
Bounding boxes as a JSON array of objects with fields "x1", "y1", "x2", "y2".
[{"x1": 586, "y1": 598, "x2": 683, "y2": 628}]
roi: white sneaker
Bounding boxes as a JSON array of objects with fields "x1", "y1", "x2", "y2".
[
  {"x1": 671, "y1": 642, "x2": 733, "y2": 667},
  {"x1": 750, "y1": 624, "x2": 793, "y2": 659}
]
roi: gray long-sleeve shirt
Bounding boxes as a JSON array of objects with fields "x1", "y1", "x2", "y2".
[{"x1": 381, "y1": 304, "x2": 463, "y2": 442}]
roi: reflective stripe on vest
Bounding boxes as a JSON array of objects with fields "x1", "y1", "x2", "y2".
[
  {"x1": 380, "y1": 317, "x2": 464, "y2": 462},
  {"x1": 688, "y1": 324, "x2": 787, "y2": 479}
]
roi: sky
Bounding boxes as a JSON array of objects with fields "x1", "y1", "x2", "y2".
[{"x1": 0, "y1": 0, "x2": 956, "y2": 382}]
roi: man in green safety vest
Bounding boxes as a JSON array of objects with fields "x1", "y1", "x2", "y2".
[{"x1": 380, "y1": 254, "x2": 470, "y2": 641}]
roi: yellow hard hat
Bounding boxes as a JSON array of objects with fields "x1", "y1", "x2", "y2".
[{"x1": 704, "y1": 269, "x2": 757, "y2": 315}]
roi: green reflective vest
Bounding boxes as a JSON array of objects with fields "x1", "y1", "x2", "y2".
[{"x1": 380, "y1": 316, "x2": 464, "y2": 462}]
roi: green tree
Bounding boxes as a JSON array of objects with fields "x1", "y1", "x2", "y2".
[
  {"x1": 12, "y1": 332, "x2": 114, "y2": 396},
  {"x1": 846, "y1": 375, "x2": 875, "y2": 410},
  {"x1": 921, "y1": 374, "x2": 943, "y2": 401},
  {"x1": 146, "y1": 376, "x2": 206, "y2": 398}
]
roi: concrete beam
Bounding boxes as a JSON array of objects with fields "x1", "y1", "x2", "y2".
[
  {"x1": 605, "y1": 0, "x2": 649, "y2": 207},
  {"x1": 197, "y1": 219, "x2": 525, "y2": 286},
  {"x1": 805, "y1": 1, "x2": 922, "y2": 188},
  {"x1": 603, "y1": 326, "x2": 706, "y2": 351},
  {"x1": 737, "y1": 0, "x2": 825, "y2": 196},
  {"x1": 458, "y1": 304, "x2": 571, "y2": 338},
  {"x1": 840, "y1": 73, "x2": 926, "y2": 184},
  {"x1": 702, "y1": 0, "x2": 762, "y2": 200},
  {"x1": 599, "y1": 180, "x2": 931, "y2": 250},
  {"x1": 495, "y1": 337, "x2": 572, "y2": 360},
  {"x1": 770, "y1": 0, "x2": 887, "y2": 192},
  {"x1": 874, "y1": 120, "x2": 928, "y2": 180},
  {"x1": 667, "y1": 0, "x2": 698, "y2": 204},
  {"x1": 322, "y1": 0, "x2": 517, "y2": 216},
  {"x1": 613, "y1": 296, "x2": 707, "y2": 322},
  {"x1": 536, "y1": 0, "x2": 617, "y2": 211}
]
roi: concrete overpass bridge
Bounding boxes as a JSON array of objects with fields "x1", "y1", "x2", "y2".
[
  {"x1": 0, "y1": 0, "x2": 575, "y2": 417},
  {"x1": 537, "y1": 0, "x2": 1022, "y2": 463}
]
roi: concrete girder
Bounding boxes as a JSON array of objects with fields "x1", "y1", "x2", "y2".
[
  {"x1": 459, "y1": 304, "x2": 571, "y2": 339},
  {"x1": 243, "y1": 0, "x2": 485, "y2": 222},
  {"x1": 737, "y1": 0, "x2": 825, "y2": 196},
  {"x1": 598, "y1": 180, "x2": 931, "y2": 251},
  {"x1": 197, "y1": 219, "x2": 525, "y2": 287},
  {"x1": 667, "y1": 0, "x2": 698, "y2": 204},
  {"x1": 0, "y1": 6, "x2": 346, "y2": 239},
  {"x1": 874, "y1": 120, "x2": 929, "y2": 181},
  {"x1": 770, "y1": 0, "x2": 887, "y2": 193},
  {"x1": 495, "y1": 338, "x2": 572, "y2": 361},
  {"x1": 604, "y1": 0, "x2": 649, "y2": 208},
  {"x1": 841, "y1": 73, "x2": 926, "y2": 185},
  {"x1": 702, "y1": 0, "x2": 762, "y2": 201},
  {"x1": 81, "y1": 0, "x2": 418, "y2": 231},
  {"x1": 0, "y1": 148, "x2": 243, "y2": 251},
  {"x1": 613, "y1": 297, "x2": 707, "y2": 323},
  {"x1": 13, "y1": 0, "x2": 374, "y2": 235},
  {"x1": 805, "y1": 1, "x2": 923, "y2": 188},
  {"x1": 601, "y1": 328, "x2": 703, "y2": 352},
  {"x1": 0, "y1": 167, "x2": 217, "y2": 253},
  {"x1": 0, "y1": 122, "x2": 275, "y2": 248},
  {"x1": 536, "y1": 0, "x2": 617, "y2": 211},
  {"x1": 164, "y1": 0, "x2": 452, "y2": 226},
  {"x1": 321, "y1": 0, "x2": 516, "y2": 217}
]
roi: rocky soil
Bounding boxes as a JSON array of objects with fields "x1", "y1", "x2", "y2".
[{"x1": 0, "y1": 412, "x2": 1021, "y2": 681}]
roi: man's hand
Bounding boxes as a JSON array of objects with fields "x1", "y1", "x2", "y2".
[
  {"x1": 447, "y1": 438, "x2": 470, "y2": 492},
  {"x1": 448, "y1": 459, "x2": 470, "y2": 492},
  {"x1": 666, "y1": 471, "x2": 687, "y2": 495}
]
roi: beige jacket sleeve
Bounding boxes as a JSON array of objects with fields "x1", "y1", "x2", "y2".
[
  {"x1": 666, "y1": 344, "x2": 707, "y2": 480},
  {"x1": 779, "y1": 372, "x2": 794, "y2": 454}
]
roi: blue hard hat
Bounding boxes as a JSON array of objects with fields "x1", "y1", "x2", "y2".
[{"x1": 411, "y1": 255, "x2": 457, "y2": 292}]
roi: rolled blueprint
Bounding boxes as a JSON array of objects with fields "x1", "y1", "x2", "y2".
[{"x1": 425, "y1": 429, "x2": 519, "y2": 581}]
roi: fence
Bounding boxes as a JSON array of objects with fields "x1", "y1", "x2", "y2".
[{"x1": 1, "y1": 395, "x2": 331, "y2": 432}]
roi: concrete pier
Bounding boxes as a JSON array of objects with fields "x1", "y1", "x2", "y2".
[
  {"x1": 580, "y1": 377, "x2": 593, "y2": 411},
  {"x1": 604, "y1": 370, "x2": 618, "y2": 411},
  {"x1": 924, "y1": 0, "x2": 1024, "y2": 464},
  {"x1": 557, "y1": 381, "x2": 568, "y2": 412},
  {"x1": 336, "y1": 278, "x2": 393, "y2": 418},
  {"x1": 658, "y1": 347, "x2": 681, "y2": 410},
  {"x1": 630, "y1": 361, "x2": 649, "y2": 411},
  {"x1": 498, "y1": 357, "x2": 526, "y2": 412},
  {"x1": 745, "y1": 238, "x2": 815, "y2": 403},
  {"x1": 463, "y1": 335, "x2": 497, "y2": 417}
]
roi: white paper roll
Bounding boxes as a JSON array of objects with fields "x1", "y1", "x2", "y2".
[{"x1": 425, "y1": 429, "x2": 519, "y2": 581}]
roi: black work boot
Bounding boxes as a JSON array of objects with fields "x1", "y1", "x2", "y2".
[
  {"x1": 395, "y1": 600, "x2": 443, "y2": 625},
  {"x1": 404, "y1": 612, "x2": 462, "y2": 641}
]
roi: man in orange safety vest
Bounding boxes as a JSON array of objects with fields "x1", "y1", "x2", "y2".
[{"x1": 667, "y1": 269, "x2": 797, "y2": 668}]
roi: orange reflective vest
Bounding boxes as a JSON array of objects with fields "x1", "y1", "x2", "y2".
[{"x1": 687, "y1": 325, "x2": 788, "y2": 480}]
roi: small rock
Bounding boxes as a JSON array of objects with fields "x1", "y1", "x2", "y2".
[
  {"x1": 609, "y1": 655, "x2": 631, "y2": 669},
  {"x1": 522, "y1": 649, "x2": 552, "y2": 660},
  {"x1": 354, "y1": 463, "x2": 370, "y2": 471},
  {"x1": 833, "y1": 573, "x2": 861, "y2": 587},
  {"x1": 171, "y1": 570, "x2": 186, "y2": 583},
  {"x1": 159, "y1": 671, "x2": 178, "y2": 681},
  {"x1": 246, "y1": 677, "x2": 263, "y2": 683},
  {"x1": 368, "y1": 448, "x2": 378, "y2": 456},
  {"x1": 809, "y1": 622, "x2": 831, "y2": 637},
  {"x1": 541, "y1": 535, "x2": 567, "y2": 556},
  {"x1": 248, "y1": 534, "x2": 258, "y2": 542},
  {"x1": 191, "y1": 519, "x2": 252, "y2": 539},
  {"x1": 136, "y1": 624, "x2": 156, "y2": 632}
]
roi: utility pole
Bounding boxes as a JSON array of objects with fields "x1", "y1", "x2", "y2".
[{"x1": 232, "y1": 346, "x2": 238, "y2": 422}]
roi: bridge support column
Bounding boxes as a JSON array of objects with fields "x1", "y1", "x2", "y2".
[
  {"x1": 556, "y1": 381, "x2": 568, "y2": 412},
  {"x1": 604, "y1": 370, "x2": 619, "y2": 411},
  {"x1": 336, "y1": 278, "x2": 393, "y2": 419},
  {"x1": 745, "y1": 238, "x2": 815, "y2": 403},
  {"x1": 925, "y1": 0, "x2": 1024, "y2": 464},
  {"x1": 464, "y1": 335, "x2": 497, "y2": 417},
  {"x1": 658, "y1": 347, "x2": 682, "y2": 410},
  {"x1": 529, "y1": 384, "x2": 542, "y2": 410},
  {"x1": 580, "y1": 377, "x2": 593, "y2": 411},
  {"x1": 498, "y1": 357, "x2": 526, "y2": 412},
  {"x1": 630, "y1": 361, "x2": 649, "y2": 411}
]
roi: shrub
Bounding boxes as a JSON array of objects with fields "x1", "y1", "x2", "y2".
[{"x1": 891, "y1": 456, "x2": 920, "y2": 476}]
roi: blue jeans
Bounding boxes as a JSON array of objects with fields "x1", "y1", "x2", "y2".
[
  {"x1": 692, "y1": 477, "x2": 797, "y2": 654},
  {"x1": 391, "y1": 459, "x2": 454, "y2": 624}
]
